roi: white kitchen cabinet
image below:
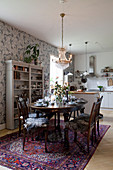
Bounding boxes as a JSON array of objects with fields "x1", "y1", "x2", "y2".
[
  {"x1": 108, "y1": 92, "x2": 113, "y2": 108},
  {"x1": 99, "y1": 92, "x2": 109, "y2": 107},
  {"x1": 71, "y1": 92, "x2": 99, "y2": 114},
  {"x1": 99, "y1": 92, "x2": 113, "y2": 108}
]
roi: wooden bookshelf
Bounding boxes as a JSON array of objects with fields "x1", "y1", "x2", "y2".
[{"x1": 6, "y1": 60, "x2": 44, "y2": 129}]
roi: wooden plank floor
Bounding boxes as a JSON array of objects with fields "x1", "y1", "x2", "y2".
[
  {"x1": 85, "y1": 109, "x2": 113, "y2": 170},
  {"x1": 0, "y1": 109, "x2": 113, "y2": 170}
]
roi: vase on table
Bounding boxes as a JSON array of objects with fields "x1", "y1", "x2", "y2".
[{"x1": 56, "y1": 96, "x2": 62, "y2": 106}]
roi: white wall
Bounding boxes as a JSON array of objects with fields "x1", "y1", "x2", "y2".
[
  {"x1": 74, "y1": 51, "x2": 113, "y2": 90},
  {"x1": 74, "y1": 51, "x2": 113, "y2": 75}
]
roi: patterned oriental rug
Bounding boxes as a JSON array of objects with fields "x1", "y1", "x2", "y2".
[{"x1": 0, "y1": 122, "x2": 110, "y2": 170}]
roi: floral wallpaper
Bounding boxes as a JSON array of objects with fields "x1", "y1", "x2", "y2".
[{"x1": 0, "y1": 20, "x2": 74, "y2": 126}]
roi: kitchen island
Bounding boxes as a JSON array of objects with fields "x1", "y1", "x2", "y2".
[{"x1": 69, "y1": 91, "x2": 99, "y2": 114}]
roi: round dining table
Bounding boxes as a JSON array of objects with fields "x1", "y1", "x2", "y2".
[{"x1": 29, "y1": 101, "x2": 87, "y2": 147}]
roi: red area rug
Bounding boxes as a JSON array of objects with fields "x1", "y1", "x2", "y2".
[{"x1": 0, "y1": 123, "x2": 110, "y2": 170}]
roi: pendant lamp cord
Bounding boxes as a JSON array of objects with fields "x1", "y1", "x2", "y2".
[{"x1": 85, "y1": 41, "x2": 88, "y2": 72}]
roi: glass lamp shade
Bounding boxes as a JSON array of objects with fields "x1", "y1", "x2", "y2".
[
  {"x1": 83, "y1": 71, "x2": 89, "y2": 76},
  {"x1": 54, "y1": 62, "x2": 69, "y2": 70},
  {"x1": 67, "y1": 72, "x2": 73, "y2": 76},
  {"x1": 58, "y1": 47, "x2": 67, "y2": 62},
  {"x1": 58, "y1": 47, "x2": 72, "y2": 64}
]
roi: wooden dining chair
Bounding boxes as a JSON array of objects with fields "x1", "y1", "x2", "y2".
[
  {"x1": 76, "y1": 96, "x2": 103, "y2": 137},
  {"x1": 65, "y1": 100, "x2": 101, "y2": 152},
  {"x1": 16, "y1": 96, "x2": 37, "y2": 136},
  {"x1": 17, "y1": 96, "x2": 49, "y2": 152},
  {"x1": 96, "y1": 96, "x2": 103, "y2": 136}
]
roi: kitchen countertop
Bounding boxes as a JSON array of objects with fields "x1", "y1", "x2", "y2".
[
  {"x1": 69, "y1": 91, "x2": 99, "y2": 94},
  {"x1": 100, "y1": 90, "x2": 113, "y2": 92}
]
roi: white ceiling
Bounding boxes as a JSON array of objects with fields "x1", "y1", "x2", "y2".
[{"x1": 0, "y1": 0, "x2": 113, "y2": 54}]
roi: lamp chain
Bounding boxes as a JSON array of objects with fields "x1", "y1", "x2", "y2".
[
  {"x1": 60, "y1": 13, "x2": 65, "y2": 48},
  {"x1": 62, "y1": 15, "x2": 63, "y2": 48}
]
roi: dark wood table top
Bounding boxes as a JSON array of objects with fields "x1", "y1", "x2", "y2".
[{"x1": 29, "y1": 102, "x2": 87, "y2": 113}]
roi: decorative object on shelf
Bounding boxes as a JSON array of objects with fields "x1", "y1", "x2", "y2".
[
  {"x1": 104, "y1": 67, "x2": 110, "y2": 72},
  {"x1": 52, "y1": 13, "x2": 72, "y2": 70},
  {"x1": 24, "y1": 44, "x2": 39, "y2": 65},
  {"x1": 108, "y1": 78, "x2": 113, "y2": 86},
  {"x1": 110, "y1": 69, "x2": 113, "y2": 72},
  {"x1": 98, "y1": 86, "x2": 103, "y2": 91},
  {"x1": 101, "y1": 66, "x2": 113, "y2": 73}
]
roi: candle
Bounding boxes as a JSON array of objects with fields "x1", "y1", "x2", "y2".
[{"x1": 51, "y1": 94, "x2": 55, "y2": 103}]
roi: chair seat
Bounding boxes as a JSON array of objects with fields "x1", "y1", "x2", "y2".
[
  {"x1": 65, "y1": 121, "x2": 78, "y2": 130},
  {"x1": 28, "y1": 113, "x2": 37, "y2": 118},
  {"x1": 65, "y1": 119, "x2": 89, "y2": 131},
  {"x1": 78, "y1": 113, "x2": 90, "y2": 122},
  {"x1": 24, "y1": 117, "x2": 48, "y2": 130},
  {"x1": 76, "y1": 119, "x2": 89, "y2": 131}
]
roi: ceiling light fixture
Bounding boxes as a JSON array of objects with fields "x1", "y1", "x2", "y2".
[
  {"x1": 69, "y1": 43, "x2": 72, "y2": 59},
  {"x1": 67, "y1": 72, "x2": 73, "y2": 76},
  {"x1": 53, "y1": 13, "x2": 72, "y2": 70},
  {"x1": 59, "y1": 0, "x2": 67, "y2": 4}
]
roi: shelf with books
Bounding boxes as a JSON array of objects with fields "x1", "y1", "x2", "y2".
[{"x1": 6, "y1": 60, "x2": 44, "y2": 129}]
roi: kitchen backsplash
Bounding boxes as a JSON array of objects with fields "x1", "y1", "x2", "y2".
[{"x1": 87, "y1": 77, "x2": 113, "y2": 91}]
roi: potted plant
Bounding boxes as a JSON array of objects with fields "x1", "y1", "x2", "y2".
[
  {"x1": 97, "y1": 86, "x2": 103, "y2": 91},
  {"x1": 24, "y1": 44, "x2": 39, "y2": 64}
]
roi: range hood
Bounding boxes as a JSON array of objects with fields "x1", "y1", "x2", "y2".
[{"x1": 88, "y1": 56, "x2": 95, "y2": 76}]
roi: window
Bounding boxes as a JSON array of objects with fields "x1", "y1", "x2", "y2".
[{"x1": 50, "y1": 55, "x2": 63, "y2": 91}]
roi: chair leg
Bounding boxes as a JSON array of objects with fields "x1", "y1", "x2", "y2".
[
  {"x1": 74, "y1": 111, "x2": 75, "y2": 120},
  {"x1": 19, "y1": 119, "x2": 21, "y2": 136},
  {"x1": 54, "y1": 113, "x2": 56, "y2": 129},
  {"x1": 77, "y1": 110, "x2": 79, "y2": 117},
  {"x1": 74, "y1": 131, "x2": 77, "y2": 142},
  {"x1": 87, "y1": 130, "x2": 90, "y2": 153},
  {"x1": 97, "y1": 120, "x2": 100, "y2": 136},
  {"x1": 64, "y1": 128, "x2": 69, "y2": 148},
  {"x1": 94, "y1": 122, "x2": 97, "y2": 142},
  {"x1": 23, "y1": 128, "x2": 26, "y2": 150},
  {"x1": 32, "y1": 128, "x2": 35, "y2": 141},
  {"x1": 27, "y1": 131, "x2": 29, "y2": 142},
  {"x1": 45, "y1": 129, "x2": 48, "y2": 152},
  {"x1": 91, "y1": 129, "x2": 93, "y2": 146}
]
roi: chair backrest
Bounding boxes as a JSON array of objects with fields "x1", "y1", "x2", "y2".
[
  {"x1": 97, "y1": 95, "x2": 103, "y2": 110},
  {"x1": 16, "y1": 96, "x2": 28, "y2": 123},
  {"x1": 97, "y1": 96, "x2": 103, "y2": 103},
  {"x1": 89, "y1": 100, "x2": 101, "y2": 128}
]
